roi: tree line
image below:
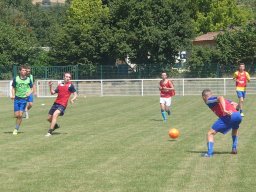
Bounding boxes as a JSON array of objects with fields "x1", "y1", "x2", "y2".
[{"x1": 0, "y1": 0, "x2": 255, "y2": 79}]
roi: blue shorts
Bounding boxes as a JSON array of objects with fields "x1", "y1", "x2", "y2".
[
  {"x1": 236, "y1": 91, "x2": 246, "y2": 98},
  {"x1": 27, "y1": 94, "x2": 34, "y2": 102},
  {"x1": 212, "y1": 112, "x2": 242, "y2": 134},
  {"x1": 14, "y1": 98, "x2": 28, "y2": 112},
  {"x1": 48, "y1": 103, "x2": 66, "y2": 116}
]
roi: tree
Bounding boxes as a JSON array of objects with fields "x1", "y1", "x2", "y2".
[
  {"x1": 50, "y1": 0, "x2": 111, "y2": 69},
  {"x1": 190, "y1": 0, "x2": 253, "y2": 34},
  {"x1": 108, "y1": 0, "x2": 194, "y2": 74},
  {"x1": 216, "y1": 23, "x2": 256, "y2": 71},
  {"x1": 0, "y1": 22, "x2": 44, "y2": 79}
]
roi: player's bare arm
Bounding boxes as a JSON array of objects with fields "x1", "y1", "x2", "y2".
[
  {"x1": 218, "y1": 96, "x2": 232, "y2": 115},
  {"x1": 48, "y1": 81, "x2": 56, "y2": 95},
  {"x1": 70, "y1": 92, "x2": 78, "y2": 104},
  {"x1": 11, "y1": 87, "x2": 15, "y2": 100}
]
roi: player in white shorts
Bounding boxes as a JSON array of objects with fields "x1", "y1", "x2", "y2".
[{"x1": 159, "y1": 72, "x2": 175, "y2": 122}]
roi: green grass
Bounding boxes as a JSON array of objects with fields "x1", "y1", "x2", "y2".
[{"x1": 1, "y1": 95, "x2": 256, "y2": 192}]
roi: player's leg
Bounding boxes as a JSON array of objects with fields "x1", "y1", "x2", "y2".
[
  {"x1": 231, "y1": 111, "x2": 242, "y2": 154},
  {"x1": 165, "y1": 97, "x2": 171, "y2": 116},
  {"x1": 231, "y1": 129, "x2": 238, "y2": 154},
  {"x1": 13, "y1": 100, "x2": 26, "y2": 135},
  {"x1": 236, "y1": 91, "x2": 245, "y2": 116},
  {"x1": 203, "y1": 129, "x2": 217, "y2": 157},
  {"x1": 202, "y1": 118, "x2": 227, "y2": 157},
  {"x1": 160, "y1": 97, "x2": 167, "y2": 121},
  {"x1": 46, "y1": 110, "x2": 61, "y2": 136},
  {"x1": 25, "y1": 94, "x2": 33, "y2": 119}
]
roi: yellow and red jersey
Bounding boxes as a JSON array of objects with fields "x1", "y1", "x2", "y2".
[
  {"x1": 159, "y1": 80, "x2": 175, "y2": 98},
  {"x1": 233, "y1": 71, "x2": 250, "y2": 91}
]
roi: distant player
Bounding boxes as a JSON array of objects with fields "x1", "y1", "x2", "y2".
[
  {"x1": 45, "y1": 72, "x2": 77, "y2": 137},
  {"x1": 233, "y1": 63, "x2": 250, "y2": 117},
  {"x1": 159, "y1": 72, "x2": 175, "y2": 122},
  {"x1": 24, "y1": 66, "x2": 36, "y2": 119},
  {"x1": 11, "y1": 65, "x2": 33, "y2": 135},
  {"x1": 201, "y1": 89, "x2": 242, "y2": 157}
]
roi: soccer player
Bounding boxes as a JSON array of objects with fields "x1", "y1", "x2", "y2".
[
  {"x1": 45, "y1": 72, "x2": 78, "y2": 137},
  {"x1": 11, "y1": 65, "x2": 33, "y2": 135},
  {"x1": 233, "y1": 63, "x2": 250, "y2": 117},
  {"x1": 159, "y1": 72, "x2": 175, "y2": 122},
  {"x1": 201, "y1": 89, "x2": 242, "y2": 157},
  {"x1": 24, "y1": 66, "x2": 36, "y2": 119}
]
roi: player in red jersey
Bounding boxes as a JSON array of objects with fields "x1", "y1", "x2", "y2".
[
  {"x1": 159, "y1": 72, "x2": 175, "y2": 122},
  {"x1": 233, "y1": 63, "x2": 250, "y2": 117},
  {"x1": 201, "y1": 89, "x2": 242, "y2": 157},
  {"x1": 45, "y1": 72, "x2": 77, "y2": 136}
]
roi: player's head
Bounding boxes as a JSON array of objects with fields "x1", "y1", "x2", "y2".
[
  {"x1": 161, "y1": 72, "x2": 167, "y2": 80},
  {"x1": 202, "y1": 89, "x2": 212, "y2": 102},
  {"x1": 26, "y1": 66, "x2": 31, "y2": 76},
  {"x1": 63, "y1": 72, "x2": 72, "y2": 82},
  {"x1": 19, "y1": 65, "x2": 27, "y2": 77},
  {"x1": 238, "y1": 63, "x2": 245, "y2": 72}
]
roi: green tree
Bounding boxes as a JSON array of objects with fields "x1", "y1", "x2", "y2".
[
  {"x1": 0, "y1": 21, "x2": 43, "y2": 79},
  {"x1": 108, "y1": 0, "x2": 194, "y2": 75},
  {"x1": 190, "y1": 0, "x2": 253, "y2": 33},
  {"x1": 50, "y1": 0, "x2": 111, "y2": 69},
  {"x1": 216, "y1": 23, "x2": 256, "y2": 71}
]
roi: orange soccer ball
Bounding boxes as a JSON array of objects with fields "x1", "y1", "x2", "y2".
[{"x1": 168, "y1": 128, "x2": 180, "y2": 139}]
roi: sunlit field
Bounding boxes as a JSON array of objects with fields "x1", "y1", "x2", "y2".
[{"x1": 1, "y1": 95, "x2": 256, "y2": 192}]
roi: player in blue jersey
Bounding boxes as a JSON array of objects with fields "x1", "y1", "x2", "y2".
[{"x1": 201, "y1": 89, "x2": 242, "y2": 157}]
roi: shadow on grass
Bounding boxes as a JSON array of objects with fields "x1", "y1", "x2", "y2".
[
  {"x1": 168, "y1": 139, "x2": 178, "y2": 142},
  {"x1": 187, "y1": 150, "x2": 231, "y2": 155},
  {"x1": 3, "y1": 131, "x2": 24, "y2": 134},
  {"x1": 52, "y1": 132, "x2": 68, "y2": 135},
  {"x1": 150, "y1": 119, "x2": 164, "y2": 122}
]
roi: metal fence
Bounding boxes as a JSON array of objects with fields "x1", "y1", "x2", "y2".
[{"x1": 1, "y1": 78, "x2": 255, "y2": 97}]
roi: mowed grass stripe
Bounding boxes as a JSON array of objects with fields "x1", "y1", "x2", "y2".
[{"x1": 1, "y1": 96, "x2": 256, "y2": 192}]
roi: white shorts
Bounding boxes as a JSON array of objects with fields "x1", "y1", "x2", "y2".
[{"x1": 160, "y1": 97, "x2": 172, "y2": 107}]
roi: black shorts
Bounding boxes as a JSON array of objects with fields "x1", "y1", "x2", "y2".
[{"x1": 48, "y1": 103, "x2": 66, "y2": 116}]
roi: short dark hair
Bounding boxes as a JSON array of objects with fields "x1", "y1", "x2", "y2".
[
  {"x1": 202, "y1": 89, "x2": 212, "y2": 97},
  {"x1": 239, "y1": 63, "x2": 245, "y2": 66},
  {"x1": 19, "y1": 65, "x2": 27, "y2": 71}
]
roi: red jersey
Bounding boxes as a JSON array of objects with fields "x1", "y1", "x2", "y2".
[
  {"x1": 54, "y1": 82, "x2": 76, "y2": 107},
  {"x1": 206, "y1": 96, "x2": 236, "y2": 117},
  {"x1": 159, "y1": 80, "x2": 175, "y2": 98},
  {"x1": 233, "y1": 71, "x2": 250, "y2": 91}
]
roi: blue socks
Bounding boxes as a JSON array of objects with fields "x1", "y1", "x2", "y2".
[
  {"x1": 232, "y1": 135, "x2": 238, "y2": 149},
  {"x1": 207, "y1": 142, "x2": 214, "y2": 156},
  {"x1": 15, "y1": 124, "x2": 20, "y2": 131},
  {"x1": 161, "y1": 109, "x2": 167, "y2": 121}
]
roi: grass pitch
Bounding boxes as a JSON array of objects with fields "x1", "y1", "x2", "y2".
[{"x1": 1, "y1": 95, "x2": 256, "y2": 192}]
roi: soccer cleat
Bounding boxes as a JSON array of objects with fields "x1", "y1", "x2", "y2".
[
  {"x1": 45, "y1": 133, "x2": 52, "y2": 137},
  {"x1": 240, "y1": 113, "x2": 245, "y2": 117},
  {"x1": 13, "y1": 129, "x2": 18, "y2": 135},
  {"x1": 201, "y1": 153, "x2": 213, "y2": 158},
  {"x1": 231, "y1": 148, "x2": 237, "y2": 154}
]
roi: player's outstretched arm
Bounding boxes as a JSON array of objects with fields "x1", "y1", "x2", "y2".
[
  {"x1": 48, "y1": 81, "x2": 56, "y2": 95},
  {"x1": 70, "y1": 92, "x2": 78, "y2": 104}
]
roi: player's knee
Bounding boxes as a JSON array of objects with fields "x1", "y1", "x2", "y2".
[{"x1": 207, "y1": 130, "x2": 215, "y2": 136}]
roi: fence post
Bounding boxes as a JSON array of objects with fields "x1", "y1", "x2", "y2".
[
  {"x1": 224, "y1": 78, "x2": 226, "y2": 95},
  {"x1": 141, "y1": 79, "x2": 144, "y2": 96},
  {"x1": 100, "y1": 80, "x2": 103, "y2": 96},
  {"x1": 182, "y1": 79, "x2": 185, "y2": 96},
  {"x1": 101, "y1": 65, "x2": 103, "y2": 79}
]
